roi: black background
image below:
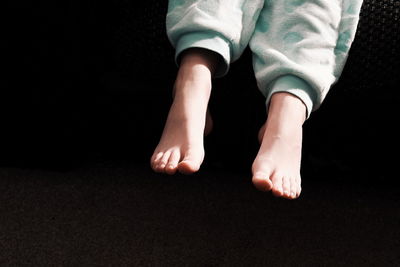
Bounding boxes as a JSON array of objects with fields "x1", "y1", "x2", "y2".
[
  {"x1": 2, "y1": 1, "x2": 399, "y2": 176},
  {"x1": 1, "y1": 1, "x2": 399, "y2": 266}
]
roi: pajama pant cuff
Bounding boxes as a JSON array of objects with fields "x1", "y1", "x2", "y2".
[
  {"x1": 175, "y1": 32, "x2": 231, "y2": 77},
  {"x1": 265, "y1": 75, "x2": 315, "y2": 120}
]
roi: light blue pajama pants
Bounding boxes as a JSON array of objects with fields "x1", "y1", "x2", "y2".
[{"x1": 166, "y1": 0, "x2": 363, "y2": 118}]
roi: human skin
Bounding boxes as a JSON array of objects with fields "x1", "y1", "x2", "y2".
[{"x1": 150, "y1": 48, "x2": 305, "y2": 199}]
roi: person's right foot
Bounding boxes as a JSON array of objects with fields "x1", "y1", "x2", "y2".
[{"x1": 150, "y1": 49, "x2": 216, "y2": 175}]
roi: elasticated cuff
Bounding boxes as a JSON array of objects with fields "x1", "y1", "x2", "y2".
[
  {"x1": 175, "y1": 32, "x2": 231, "y2": 78},
  {"x1": 265, "y1": 75, "x2": 316, "y2": 120}
]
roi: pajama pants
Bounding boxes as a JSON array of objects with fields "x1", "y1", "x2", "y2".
[{"x1": 166, "y1": 0, "x2": 363, "y2": 118}]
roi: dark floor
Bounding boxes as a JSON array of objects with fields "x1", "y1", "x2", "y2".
[{"x1": 1, "y1": 156, "x2": 399, "y2": 266}]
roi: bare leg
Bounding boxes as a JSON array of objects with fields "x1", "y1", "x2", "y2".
[
  {"x1": 151, "y1": 48, "x2": 219, "y2": 175},
  {"x1": 252, "y1": 92, "x2": 306, "y2": 199}
]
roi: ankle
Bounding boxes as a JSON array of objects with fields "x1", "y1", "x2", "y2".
[
  {"x1": 174, "y1": 62, "x2": 214, "y2": 100},
  {"x1": 268, "y1": 92, "x2": 306, "y2": 125},
  {"x1": 261, "y1": 93, "x2": 305, "y2": 138},
  {"x1": 180, "y1": 48, "x2": 220, "y2": 75}
]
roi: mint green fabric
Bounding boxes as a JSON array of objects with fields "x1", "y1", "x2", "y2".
[
  {"x1": 166, "y1": 0, "x2": 363, "y2": 118},
  {"x1": 166, "y1": 0, "x2": 264, "y2": 77}
]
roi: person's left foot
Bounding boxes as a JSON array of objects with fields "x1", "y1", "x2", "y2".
[{"x1": 251, "y1": 93, "x2": 305, "y2": 199}]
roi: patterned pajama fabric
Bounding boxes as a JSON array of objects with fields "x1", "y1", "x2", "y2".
[{"x1": 166, "y1": 0, "x2": 363, "y2": 118}]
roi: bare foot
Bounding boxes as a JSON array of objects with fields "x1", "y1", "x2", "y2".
[
  {"x1": 151, "y1": 48, "x2": 218, "y2": 175},
  {"x1": 252, "y1": 92, "x2": 306, "y2": 199}
]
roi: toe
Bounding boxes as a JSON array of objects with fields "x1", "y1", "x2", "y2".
[
  {"x1": 271, "y1": 173, "x2": 284, "y2": 197},
  {"x1": 252, "y1": 170, "x2": 273, "y2": 192},
  {"x1": 178, "y1": 161, "x2": 200, "y2": 174},
  {"x1": 151, "y1": 152, "x2": 164, "y2": 171},
  {"x1": 178, "y1": 149, "x2": 203, "y2": 174},
  {"x1": 251, "y1": 158, "x2": 274, "y2": 191},
  {"x1": 157, "y1": 151, "x2": 171, "y2": 173},
  {"x1": 295, "y1": 176, "x2": 302, "y2": 198},
  {"x1": 281, "y1": 176, "x2": 292, "y2": 198},
  {"x1": 289, "y1": 176, "x2": 297, "y2": 199},
  {"x1": 165, "y1": 149, "x2": 181, "y2": 175}
]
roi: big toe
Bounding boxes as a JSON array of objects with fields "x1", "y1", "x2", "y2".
[
  {"x1": 252, "y1": 172, "x2": 273, "y2": 191},
  {"x1": 178, "y1": 149, "x2": 204, "y2": 174},
  {"x1": 252, "y1": 159, "x2": 274, "y2": 191}
]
